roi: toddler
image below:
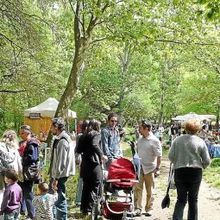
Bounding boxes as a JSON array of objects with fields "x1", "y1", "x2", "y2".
[{"x1": 33, "y1": 182, "x2": 57, "y2": 220}]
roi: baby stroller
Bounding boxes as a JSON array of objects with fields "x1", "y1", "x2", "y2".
[{"x1": 91, "y1": 157, "x2": 138, "y2": 220}]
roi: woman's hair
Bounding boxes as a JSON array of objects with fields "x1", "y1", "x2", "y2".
[
  {"x1": 108, "y1": 112, "x2": 118, "y2": 121},
  {"x1": 38, "y1": 182, "x2": 49, "y2": 193},
  {"x1": 20, "y1": 125, "x2": 32, "y2": 134},
  {"x1": 5, "y1": 169, "x2": 19, "y2": 182},
  {"x1": 2, "y1": 130, "x2": 19, "y2": 149},
  {"x1": 87, "y1": 119, "x2": 101, "y2": 132},
  {"x1": 184, "y1": 119, "x2": 201, "y2": 134},
  {"x1": 81, "y1": 120, "x2": 90, "y2": 133}
]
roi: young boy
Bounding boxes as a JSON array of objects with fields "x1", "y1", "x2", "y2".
[
  {"x1": 0, "y1": 169, "x2": 22, "y2": 220},
  {"x1": 33, "y1": 182, "x2": 57, "y2": 220}
]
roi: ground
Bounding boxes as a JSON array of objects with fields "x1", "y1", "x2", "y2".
[{"x1": 70, "y1": 157, "x2": 220, "y2": 220}]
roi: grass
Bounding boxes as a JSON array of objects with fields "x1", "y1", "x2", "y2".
[{"x1": 203, "y1": 158, "x2": 220, "y2": 189}]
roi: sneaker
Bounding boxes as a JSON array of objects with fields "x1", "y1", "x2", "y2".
[
  {"x1": 134, "y1": 209, "x2": 142, "y2": 217},
  {"x1": 145, "y1": 209, "x2": 153, "y2": 216}
]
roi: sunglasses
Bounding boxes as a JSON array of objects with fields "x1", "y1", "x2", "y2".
[{"x1": 110, "y1": 120, "x2": 118, "y2": 123}]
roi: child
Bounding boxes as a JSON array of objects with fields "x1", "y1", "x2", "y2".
[
  {"x1": 33, "y1": 182, "x2": 57, "y2": 220},
  {"x1": 0, "y1": 169, "x2": 22, "y2": 220}
]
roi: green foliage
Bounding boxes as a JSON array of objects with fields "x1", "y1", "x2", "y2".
[{"x1": 210, "y1": 158, "x2": 220, "y2": 167}]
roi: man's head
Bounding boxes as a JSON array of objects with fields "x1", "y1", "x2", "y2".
[
  {"x1": 51, "y1": 117, "x2": 65, "y2": 135},
  {"x1": 19, "y1": 125, "x2": 32, "y2": 141},
  {"x1": 139, "y1": 120, "x2": 152, "y2": 137},
  {"x1": 107, "y1": 113, "x2": 118, "y2": 128}
]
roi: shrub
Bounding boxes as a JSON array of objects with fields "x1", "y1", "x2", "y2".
[{"x1": 210, "y1": 158, "x2": 220, "y2": 168}]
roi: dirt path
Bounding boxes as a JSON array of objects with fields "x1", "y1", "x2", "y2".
[
  {"x1": 134, "y1": 158, "x2": 220, "y2": 220},
  {"x1": 70, "y1": 157, "x2": 220, "y2": 220}
]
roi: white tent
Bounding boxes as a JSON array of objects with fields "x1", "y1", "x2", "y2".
[
  {"x1": 24, "y1": 97, "x2": 77, "y2": 118},
  {"x1": 24, "y1": 98, "x2": 77, "y2": 140},
  {"x1": 172, "y1": 112, "x2": 216, "y2": 122}
]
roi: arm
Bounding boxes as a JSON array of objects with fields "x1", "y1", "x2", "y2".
[
  {"x1": 53, "y1": 139, "x2": 68, "y2": 179},
  {"x1": 168, "y1": 141, "x2": 176, "y2": 163},
  {"x1": 0, "y1": 189, "x2": 10, "y2": 213},
  {"x1": 101, "y1": 129, "x2": 112, "y2": 160},
  {"x1": 200, "y1": 142, "x2": 211, "y2": 169}
]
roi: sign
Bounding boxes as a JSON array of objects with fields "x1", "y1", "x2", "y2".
[{"x1": 29, "y1": 113, "x2": 41, "y2": 119}]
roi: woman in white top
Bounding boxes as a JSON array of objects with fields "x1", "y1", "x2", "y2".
[{"x1": 0, "y1": 130, "x2": 22, "y2": 189}]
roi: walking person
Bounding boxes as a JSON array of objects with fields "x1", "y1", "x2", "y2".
[
  {"x1": 19, "y1": 125, "x2": 40, "y2": 219},
  {"x1": 168, "y1": 119, "x2": 211, "y2": 220},
  {"x1": 0, "y1": 169, "x2": 22, "y2": 220},
  {"x1": 49, "y1": 117, "x2": 75, "y2": 220},
  {"x1": 134, "y1": 120, "x2": 162, "y2": 217},
  {"x1": 101, "y1": 113, "x2": 122, "y2": 166}
]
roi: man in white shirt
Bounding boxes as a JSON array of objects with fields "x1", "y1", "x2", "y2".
[{"x1": 134, "y1": 120, "x2": 162, "y2": 217}]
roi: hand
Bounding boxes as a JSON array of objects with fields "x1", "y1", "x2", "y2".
[
  {"x1": 52, "y1": 179, "x2": 58, "y2": 190},
  {"x1": 154, "y1": 169, "x2": 160, "y2": 177},
  {"x1": 102, "y1": 155, "x2": 108, "y2": 162}
]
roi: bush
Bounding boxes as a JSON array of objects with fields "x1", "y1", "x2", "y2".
[{"x1": 210, "y1": 158, "x2": 220, "y2": 168}]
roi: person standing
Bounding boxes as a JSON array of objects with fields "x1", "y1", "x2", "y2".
[
  {"x1": 168, "y1": 119, "x2": 211, "y2": 220},
  {"x1": 76, "y1": 119, "x2": 105, "y2": 215},
  {"x1": 101, "y1": 113, "x2": 122, "y2": 166},
  {"x1": 0, "y1": 169, "x2": 22, "y2": 220},
  {"x1": 33, "y1": 182, "x2": 58, "y2": 220},
  {"x1": 134, "y1": 120, "x2": 162, "y2": 217},
  {"x1": 0, "y1": 130, "x2": 22, "y2": 191},
  {"x1": 49, "y1": 117, "x2": 75, "y2": 220},
  {"x1": 19, "y1": 125, "x2": 40, "y2": 220}
]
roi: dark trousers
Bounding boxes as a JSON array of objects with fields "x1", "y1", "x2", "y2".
[
  {"x1": 81, "y1": 164, "x2": 102, "y2": 213},
  {"x1": 19, "y1": 180, "x2": 35, "y2": 219},
  {"x1": 55, "y1": 177, "x2": 68, "y2": 220},
  {"x1": 173, "y1": 167, "x2": 202, "y2": 220}
]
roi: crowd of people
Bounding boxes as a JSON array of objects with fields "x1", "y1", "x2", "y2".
[{"x1": 0, "y1": 113, "x2": 213, "y2": 220}]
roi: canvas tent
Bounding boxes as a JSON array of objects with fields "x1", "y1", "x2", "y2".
[
  {"x1": 172, "y1": 112, "x2": 216, "y2": 122},
  {"x1": 24, "y1": 98, "x2": 77, "y2": 140}
]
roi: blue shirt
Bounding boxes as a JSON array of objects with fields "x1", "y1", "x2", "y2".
[{"x1": 101, "y1": 126, "x2": 121, "y2": 160}]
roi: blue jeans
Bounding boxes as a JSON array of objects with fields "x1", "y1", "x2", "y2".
[
  {"x1": 173, "y1": 167, "x2": 202, "y2": 220},
  {"x1": 55, "y1": 177, "x2": 68, "y2": 220},
  {"x1": 20, "y1": 180, "x2": 35, "y2": 219}
]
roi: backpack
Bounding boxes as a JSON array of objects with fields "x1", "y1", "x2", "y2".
[{"x1": 0, "y1": 142, "x2": 16, "y2": 172}]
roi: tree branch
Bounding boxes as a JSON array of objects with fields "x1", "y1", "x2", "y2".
[{"x1": 0, "y1": 89, "x2": 26, "y2": 93}]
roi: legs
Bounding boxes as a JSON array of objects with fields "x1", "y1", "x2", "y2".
[
  {"x1": 134, "y1": 172, "x2": 144, "y2": 210},
  {"x1": 21, "y1": 180, "x2": 35, "y2": 219},
  {"x1": 81, "y1": 165, "x2": 102, "y2": 214},
  {"x1": 173, "y1": 168, "x2": 202, "y2": 220},
  {"x1": 144, "y1": 172, "x2": 154, "y2": 211},
  {"x1": 134, "y1": 171, "x2": 154, "y2": 212},
  {"x1": 55, "y1": 177, "x2": 68, "y2": 220}
]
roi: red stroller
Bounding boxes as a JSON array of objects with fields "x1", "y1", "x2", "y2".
[{"x1": 91, "y1": 158, "x2": 138, "y2": 220}]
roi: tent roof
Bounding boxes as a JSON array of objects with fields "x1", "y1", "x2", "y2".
[
  {"x1": 172, "y1": 112, "x2": 216, "y2": 122},
  {"x1": 24, "y1": 97, "x2": 77, "y2": 118}
]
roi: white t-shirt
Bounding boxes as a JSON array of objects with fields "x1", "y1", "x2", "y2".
[{"x1": 137, "y1": 132, "x2": 162, "y2": 174}]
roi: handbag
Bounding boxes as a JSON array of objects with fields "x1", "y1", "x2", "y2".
[
  {"x1": 23, "y1": 163, "x2": 41, "y2": 183},
  {"x1": 161, "y1": 163, "x2": 175, "y2": 209}
]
